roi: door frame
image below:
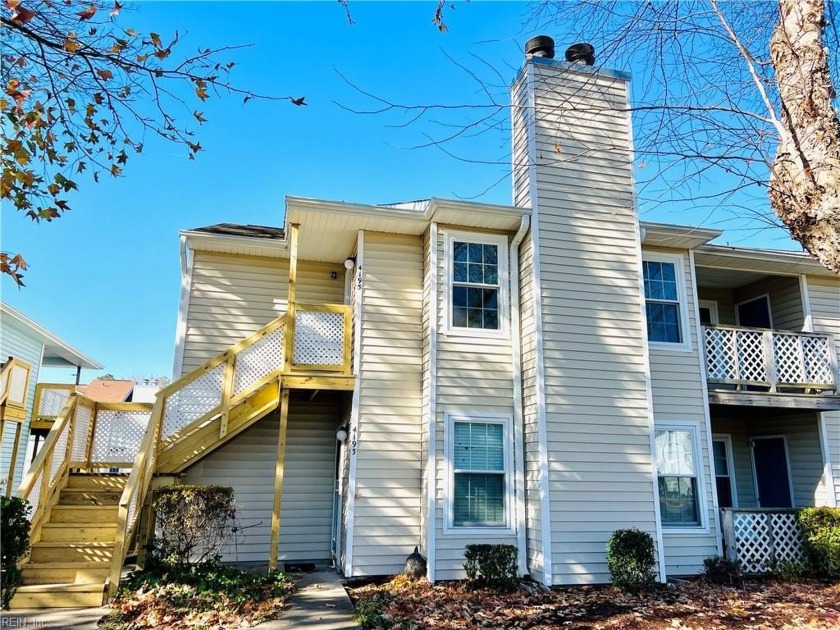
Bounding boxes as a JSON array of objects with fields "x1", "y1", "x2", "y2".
[
  {"x1": 712, "y1": 433, "x2": 738, "y2": 508},
  {"x1": 749, "y1": 434, "x2": 794, "y2": 508},
  {"x1": 735, "y1": 294, "x2": 773, "y2": 329},
  {"x1": 699, "y1": 300, "x2": 720, "y2": 326}
]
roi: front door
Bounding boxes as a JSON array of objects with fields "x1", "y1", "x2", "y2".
[{"x1": 751, "y1": 437, "x2": 793, "y2": 508}]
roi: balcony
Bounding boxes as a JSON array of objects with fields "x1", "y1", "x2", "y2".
[{"x1": 703, "y1": 325, "x2": 840, "y2": 409}]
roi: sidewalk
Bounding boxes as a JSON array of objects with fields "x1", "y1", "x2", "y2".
[
  {"x1": 263, "y1": 569, "x2": 361, "y2": 629},
  {"x1": 0, "y1": 607, "x2": 107, "y2": 629}
]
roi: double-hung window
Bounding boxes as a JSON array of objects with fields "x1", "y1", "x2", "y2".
[
  {"x1": 447, "y1": 232, "x2": 507, "y2": 334},
  {"x1": 642, "y1": 254, "x2": 687, "y2": 346},
  {"x1": 655, "y1": 426, "x2": 702, "y2": 527},
  {"x1": 449, "y1": 416, "x2": 511, "y2": 529}
]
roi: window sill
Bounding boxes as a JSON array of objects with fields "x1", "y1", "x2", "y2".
[
  {"x1": 648, "y1": 341, "x2": 693, "y2": 353},
  {"x1": 442, "y1": 525, "x2": 516, "y2": 537},
  {"x1": 661, "y1": 525, "x2": 710, "y2": 535},
  {"x1": 442, "y1": 328, "x2": 510, "y2": 341}
]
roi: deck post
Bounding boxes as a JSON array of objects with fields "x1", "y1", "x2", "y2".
[
  {"x1": 721, "y1": 509, "x2": 736, "y2": 561},
  {"x1": 268, "y1": 387, "x2": 291, "y2": 571},
  {"x1": 283, "y1": 224, "x2": 300, "y2": 374},
  {"x1": 5, "y1": 421, "x2": 22, "y2": 497}
]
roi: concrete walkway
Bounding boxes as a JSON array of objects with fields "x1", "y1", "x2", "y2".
[
  {"x1": 1, "y1": 570, "x2": 358, "y2": 630},
  {"x1": 262, "y1": 569, "x2": 360, "y2": 629}
]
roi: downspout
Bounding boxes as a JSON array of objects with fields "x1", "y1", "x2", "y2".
[
  {"x1": 510, "y1": 215, "x2": 530, "y2": 576},
  {"x1": 426, "y1": 223, "x2": 439, "y2": 582},
  {"x1": 171, "y1": 234, "x2": 192, "y2": 379}
]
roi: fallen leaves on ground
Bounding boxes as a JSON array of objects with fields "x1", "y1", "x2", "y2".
[{"x1": 348, "y1": 575, "x2": 840, "y2": 630}]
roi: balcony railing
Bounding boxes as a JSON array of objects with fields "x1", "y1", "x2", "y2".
[{"x1": 703, "y1": 325, "x2": 838, "y2": 392}]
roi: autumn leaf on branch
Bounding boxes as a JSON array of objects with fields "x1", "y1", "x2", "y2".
[{"x1": 0, "y1": 0, "x2": 294, "y2": 286}]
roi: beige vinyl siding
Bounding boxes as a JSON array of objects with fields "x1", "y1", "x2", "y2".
[
  {"x1": 433, "y1": 229, "x2": 518, "y2": 581},
  {"x1": 181, "y1": 252, "x2": 344, "y2": 374},
  {"x1": 521, "y1": 62, "x2": 658, "y2": 585},
  {"x1": 806, "y1": 276, "x2": 840, "y2": 504},
  {"x1": 734, "y1": 276, "x2": 804, "y2": 331},
  {"x1": 511, "y1": 73, "x2": 531, "y2": 209},
  {"x1": 711, "y1": 410, "x2": 828, "y2": 508},
  {"x1": 0, "y1": 319, "x2": 42, "y2": 491},
  {"x1": 351, "y1": 233, "x2": 423, "y2": 576},
  {"x1": 645, "y1": 247, "x2": 719, "y2": 576},
  {"x1": 183, "y1": 393, "x2": 341, "y2": 563}
]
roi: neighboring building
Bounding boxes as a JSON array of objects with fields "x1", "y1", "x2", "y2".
[
  {"x1": 76, "y1": 379, "x2": 135, "y2": 403},
  {"x1": 0, "y1": 302, "x2": 100, "y2": 492},
  {"x1": 11, "y1": 38, "x2": 840, "y2": 609}
]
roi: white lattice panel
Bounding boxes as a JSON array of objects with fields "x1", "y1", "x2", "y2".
[
  {"x1": 732, "y1": 512, "x2": 804, "y2": 573},
  {"x1": 91, "y1": 410, "x2": 151, "y2": 464},
  {"x1": 705, "y1": 328, "x2": 736, "y2": 380},
  {"x1": 39, "y1": 387, "x2": 73, "y2": 417},
  {"x1": 294, "y1": 311, "x2": 344, "y2": 366},
  {"x1": 801, "y1": 336, "x2": 834, "y2": 385},
  {"x1": 28, "y1": 472, "x2": 42, "y2": 514},
  {"x1": 233, "y1": 328, "x2": 283, "y2": 396},
  {"x1": 71, "y1": 403, "x2": 93, "y2": 462},
  {"x1": 774, "y1": 334, "x2": 805, "y2": 383},
  {"x1": 7, "y1": 365, "x2": 28, "y2": 406},
  {"x1": 0, "y1": 370, "x2": 8, "y2": 398},
  {"x1": 770, "y1": 513, "x2": 803, "y2": 563},
  {"x1": 162, "y1": 363, "x2": 224, "y2": 439},
  {"x1": 733, "y1": 512, "x2": 772, "y2": 573},
  {"x1": 736, "y1": 331, "x2": 767, "y2": 382}
]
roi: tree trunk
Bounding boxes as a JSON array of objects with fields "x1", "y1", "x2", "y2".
[{"x1": 769, "y1": 0, "x2": 840, "y2": 273}]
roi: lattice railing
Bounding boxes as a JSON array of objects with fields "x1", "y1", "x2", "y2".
[
  {"x1": 32, "y1": 383, "x2": 76, "y2": 426},
  {"x1": 292, "y1": 305, "x2": 352, "y2": 373},
  {"x1": 722, "y1": 509, "x2": 804, "y2": 573},
  {"x1": 703, "y1": 325, "x2": 837, "y2": 392},
  {"x1": 0, "y1": 357, "x2": 34, "y2": 495}
]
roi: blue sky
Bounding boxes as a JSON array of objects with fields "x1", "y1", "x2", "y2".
[{"x1": 1, "y1": 1, "x2": 798, "y2": 383}]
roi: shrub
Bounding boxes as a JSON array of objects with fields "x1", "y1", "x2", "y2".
[
  {"x1": 463, "y1": 544, "x2": 518, "y2": 591},
  {"x1": 1, "y1": 496, "x2": 30, "y2": 609},
  {"x1": 150, "y1": 485, "x2": 237, "y2": 568},
  {"x1": 606, "y1": 528, "x2": 657, "y2": 594},
  {"x1": 769, "y1": 558, "x2": 806, "y2": 582},
  {"x1": 354, "y1": 597, "x2": 393, "y2": 629},
  {"x1": 797, "y1": 507, "x2": 840, "y2": 579},
  {"x1": 702, "y1": 556, "x2": 743, "y2": 587}
]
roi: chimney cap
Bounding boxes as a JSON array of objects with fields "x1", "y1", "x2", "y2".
[
  {"x1": 565, "y1": 42, "x2": 595, "y2": 65},
  {"x1": 525, "y1": 35, "x2": 555, "y2": 59}
]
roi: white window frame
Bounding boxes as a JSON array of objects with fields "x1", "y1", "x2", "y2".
[
  {"x1": 654, "y1": 420, "x2": 708, "y2": 533},
  {"x1": 642, "y1": 251, "x2": 692, "y2": 351},
  {"x1": 443, "y1": 412, "x2": 515, "y2": 536},
  {"x1": 443, "y1": 230, "x2": 509, "y2": 338},
  {"x1": 699, "y1": 300, "x2": 719, "y2": 326},
  {"x1": 712, "y1": 434, "x2": 738, "y2": 508}
]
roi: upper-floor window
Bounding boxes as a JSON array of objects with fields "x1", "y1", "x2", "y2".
[
  {"x1": 445, "y1": 231, "x2": 508, "y2": 336},
  {"x1": 642, "y1": 253, "x2": 689, "y2": 348}
]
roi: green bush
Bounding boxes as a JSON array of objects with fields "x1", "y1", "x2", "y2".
[
  {"x1": 797, "y1": 507, "x2": 840, "y2": 579},
  {"x1": 702, "y1": 556, "x2": 743, "y2": 587},
  {"x1": 606, "y1": 528, "x2": 657, "y2": 594},
  {"x1": 463, "y1": 544, "x2": 518, "y2": 591},
  {"x1": 150, "y1": 485, "x2": 236, "y2": 568},
  {"x1": 1, "y1": 496, "x2": 31, "y2": 610},
  {"x1": 354, "y1": 597, "x2": 394, "y2": 629},
  {"x1": 769, "y1": 558, "x2": 806, "y2": 582}
]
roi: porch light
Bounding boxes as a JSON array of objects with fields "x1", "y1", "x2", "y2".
[
  {"x1": 344, "y1": 257, "x2": 356, "y2": 270},
  {"x1": 336, "y1": 425, "x2": 349, "y2": 442}
]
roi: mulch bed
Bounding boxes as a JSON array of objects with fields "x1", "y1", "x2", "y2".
[{"x1": 348, "y1": 575, "x2": 840, "y2": 629}]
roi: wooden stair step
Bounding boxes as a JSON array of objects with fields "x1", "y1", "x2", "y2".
[
  {"x1": 9, "y1": 581, "x2": 106, "y2": 609},
  {"x1": 59, "y1": 489, "x2": 122, "y2": 506},
  {"x1": 39, "y1": 523, "x2": 117, "y2": 543},
  {"x1": 21, "y1": 561, "x2": 111, "y2": 585},
  {"x1": 30, "y1": 542, "x2": 114, "y2": 563},
  {"x1": 65, "y1": 474, "x2": 127, "y2": 491},
  {"x1": 49, "y1": 505, "x2": 118, "y2": 523}
]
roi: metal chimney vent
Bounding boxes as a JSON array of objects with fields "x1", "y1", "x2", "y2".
[
  {"x1": 565, "y1": 43, "x2": 595, "y2": 65},
  {"x1": 525, "y1": 35, "x2": 555, "y2": 59}
]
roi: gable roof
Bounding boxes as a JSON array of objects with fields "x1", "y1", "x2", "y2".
[
  {"x1": 192, "y1": 223, "x2": 285, "y2": 240},
  {"x1": 0, "y1": 302, "x2": 101, "y2": 369}
]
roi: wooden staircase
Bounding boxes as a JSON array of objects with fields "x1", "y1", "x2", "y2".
[{"x1": 10, "y1": 473, "x2": 126, "y2": 608}]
